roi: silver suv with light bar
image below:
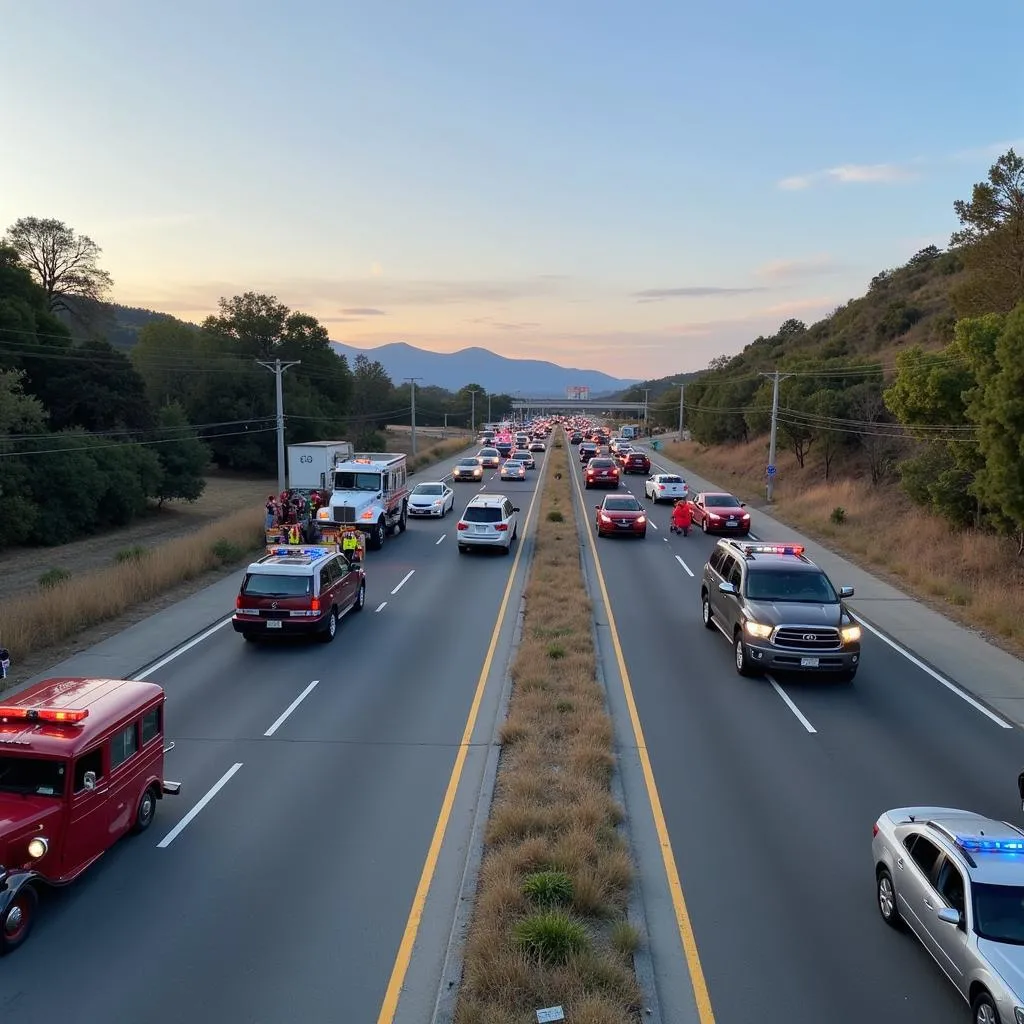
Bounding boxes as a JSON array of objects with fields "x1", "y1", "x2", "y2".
[{"x1": 700, "y1": 540, "x2": 861, "y2": 680}]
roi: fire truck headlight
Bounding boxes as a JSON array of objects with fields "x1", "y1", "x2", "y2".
[{"x1": 27, "y1": 837, "x2": 48, "y2": 859}]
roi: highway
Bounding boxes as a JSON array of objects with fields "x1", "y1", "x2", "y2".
[
  {"x1": 567, "y1": 444, "x2": 1024, "y2": 1023},
  {"x1": 3, "y1": 448, "x2": 542, "y2": 1024}
]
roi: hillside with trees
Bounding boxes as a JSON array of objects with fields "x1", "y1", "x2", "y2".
[
  {"x1": 0, "y1": 218, "x2": 515, "y2": 547},
  {"x1": 644, "y1": 149, "x2": 1024, "y2": 551}
]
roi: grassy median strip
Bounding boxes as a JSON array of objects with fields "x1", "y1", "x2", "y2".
[{"x1": 455, "y1": 436, "x2": 642, "y2": 1024}]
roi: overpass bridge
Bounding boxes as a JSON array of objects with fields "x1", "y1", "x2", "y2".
[{"x1": 511, "y1": 398, "x2": 646, "y2": 414}]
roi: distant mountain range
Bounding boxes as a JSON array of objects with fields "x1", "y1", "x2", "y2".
[
  {"x1": 329, "y1": 340, "x2": 639, "y2": 396},
  {"x1": 78, "y1": 303, "x2": 640, "y2": 396}
]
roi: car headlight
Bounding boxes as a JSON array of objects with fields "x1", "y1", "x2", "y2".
[
  {"x1": 744, "y1": 620, "x2": 773, "y2": 639},
  {"x1": 27, "y1": 837, "x2": 48, "y2": 860},
  {"x1": 841, "y1": 625, "x2": 861, "y2": 644},
  {"x1": 636, "y1": 516, "x2": 646, "y2": 524}
]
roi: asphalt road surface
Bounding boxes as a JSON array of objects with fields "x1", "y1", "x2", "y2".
[
  {"x1": 569, "y1": 447, "x2": 1024, "y2": 1024},
  {"x1": 3, "y1": 452, "x2": 541, "y2": 1024}
]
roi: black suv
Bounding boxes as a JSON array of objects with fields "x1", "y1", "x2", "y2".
[{"x1": 700, "y1": 540, "x2": 861, "y2": 681}]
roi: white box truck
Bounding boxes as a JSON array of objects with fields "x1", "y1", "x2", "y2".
[{"x1": 287, "y1": 441, "x2": 354, "y2": 491}]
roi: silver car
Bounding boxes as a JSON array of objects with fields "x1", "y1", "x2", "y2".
[
  {"x1": 872, "y1": 806, "x2": 1024, "y2": 1024},
  {"x1": 408, "y1": 481, "x2": 454, "y2": 517}
]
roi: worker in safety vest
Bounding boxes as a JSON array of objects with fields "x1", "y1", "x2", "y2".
[
  {"x1": 342, "y1": 529, "x2": 364, "y2": 563},
  {"x1": 288, "y1": 523, "x2": 301, "y2": 545}
]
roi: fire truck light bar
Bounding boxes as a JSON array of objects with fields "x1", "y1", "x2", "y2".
[
  {"x1": 740, "y1": 543, "x2": 805, "y2": 556},
  {"x1": 0, "y1": 706, "x2": 89, "y2": 723}
]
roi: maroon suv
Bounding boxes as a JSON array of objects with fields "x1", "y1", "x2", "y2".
[{"x1": 623, "y1": 452, "x2": 651, "y2": 474}]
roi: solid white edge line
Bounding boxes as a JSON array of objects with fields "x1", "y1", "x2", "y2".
[
  {"x1": 264, "y1": 679, "x2": 321, "y2": 737},
  {"x1": 674, "y1": 554, "x2": 695, "y2": 578},
  {"x1": 156, "y1": 762, "x2": 244, "y2": 848},
  {"x1": 852, "y1": 615, "x2": 1013, "y2": 728},
  {"x1": 375, "y1": 602, "x2": 388, "y2": 613},
  {"x1": 765, "y1": 675, "x2": 817, "y2": 734},
  {"x1": 436, "y1": 534, "x2": 446, "y2": 545},
  {"x1": 137, "y1": 616, "x2": 233, "y2": 679},
  {"x1": 391, "y1": 569, "x2": 415, "y2": 595}
]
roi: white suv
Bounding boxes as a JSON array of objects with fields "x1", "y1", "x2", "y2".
[{"x1": 456, "y1": 494, "x2": 520, "y2": 554}]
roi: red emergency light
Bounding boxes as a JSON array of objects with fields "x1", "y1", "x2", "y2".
[{"x1": 0, "y1": 706, "x2": 89, "y2": 724}]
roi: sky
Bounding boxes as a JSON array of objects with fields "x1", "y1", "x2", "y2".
[{"x1": 2, "y1": 0, "x2": 1022, "y2": 381}]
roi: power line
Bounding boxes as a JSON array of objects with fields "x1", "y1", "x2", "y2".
[{"x1": 0, "y1": 425, "x2": 279, "y2": 459}]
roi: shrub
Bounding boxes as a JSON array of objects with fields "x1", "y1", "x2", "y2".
[
  {"x1": 38, "y1": 568, "x2": 71, "y2": 589},
  {"x1": 513, "y1": 911, "x2": 589, "y2": 964},
  {"x1": 610, "y1": 919, "x2": 641, "y2": 957},
  {"x1": 547, "y1": 510, "x2": 564, "y2": 522},
  {"x1": 830, "y1": 506, "x2": 846, "y2": 524},
  {"x1": 115, "y1": 545, "x2": 148, "y2": 564},
  {"x1": 523, "y1": 870, "x2": 574, "y2": 907}
]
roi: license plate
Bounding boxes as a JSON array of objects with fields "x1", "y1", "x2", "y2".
[
  {"x1": 800, "y1": 657, "x2": 819, "y2": 667},
  {"x1": 266, "y1": 619, "x2": 282, "y2": 629}
]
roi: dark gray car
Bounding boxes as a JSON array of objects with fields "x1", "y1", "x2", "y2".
[{"x1": 700, "y1": 540, "x2": 862, "y2": 680}]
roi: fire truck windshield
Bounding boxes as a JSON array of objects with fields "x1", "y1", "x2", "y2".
[
  {"x1": 334, "y1": 472, "x2": 381, "y2": 491},
  {"x1": 0, "y1": 754, "x2": 67, "y2": 797}
]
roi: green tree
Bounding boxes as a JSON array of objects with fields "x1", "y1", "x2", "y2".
[
  {"x1": 951, "y1": 149, "x2": 1024, "y2": 316},
  {"x1": 0, "y1": 370, "x2": 47, "y2": 543},
  {"x1": 3, "y1": 217, "x2": 113, "y2": 314},
  {"x1": 131, "y1": 318, "x2": 207, "y2": 408},
  {"x1": 350, "y1": 355, "x2": 394, "y2": 446},
  {"x1": 152, "y1": 402, "x2": 209, "y2": 505}
]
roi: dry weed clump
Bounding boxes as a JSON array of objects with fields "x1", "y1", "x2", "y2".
[
  {"x1": 456, "y1": 433, "x2": 643, "y2": 1024},
  {"x1": 406, "y1": 436, "x2": 474, "y2": 472},
  {"x1": 663, "y1": 438, "x2": 1024, "y2": 648},
  {"x1": 0, "y1": 509, "x2": 264, "y2": 665}
]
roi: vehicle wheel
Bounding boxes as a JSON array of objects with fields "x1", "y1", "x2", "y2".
[
  {"x1": 243, "y1": 634, "x2": 259, "y2": 643},
  {"x1": 132, "y1": 785, "x2": 158, "y2": 834},
  {"x1": 458, "y1": 545, "x2": 468, "y2": 554},
  {"x1": 972, "y1": 991, "x2": 1000, "y2": 1024},
  {"x1": 584, "y1": 482, "x2": 590, "y2": 489},
  {"x1": 353, "y1": 580, "x2": 366, "y2": 612},
  {"x1": 398, "y1": 504, "x2": 408, "y2": 533},
  {"x1": 701, "y1": 593, "x2": 715, "y2": 629},
  {"x1": 1, "y1": 885, "x2": 37, "y2": 954},
  {"x1": 369, "y1": 519, "x2": 386, "y2": 550},
  {"x1": 639, "y1": 530, "x2": 647, "y2": 538},
  {"x1": 734, "y1": 632, "x2": 754, "y2": 676},
  {"x1": 319, "y1": 607, "x2": 338, "y2": 643},
  {"x1": 876, "y1": 867, "x2": 902, "y2": 929}
]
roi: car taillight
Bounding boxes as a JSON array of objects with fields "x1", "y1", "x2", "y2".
[
  {"x1": 872, "y1": 823, "x2": 879, "y2": 837},
  {"x1": 311, "y1": 596, "x2": 320, "y2": 612},
  {"x1": 235, "y1": 595, "x2": 243, "y2": 608},
  {"x1": 495, "y1": 523, "x2": 509, "y2": 531},
  {"x1": 457, "y1": 521, "x2": 468, "y2": 530},
  {"x1": 658, "y1": 484, "x2": 665, "y2": 490}
]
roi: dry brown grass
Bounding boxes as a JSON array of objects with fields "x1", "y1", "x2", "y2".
[
  {"x1": 0, "y1": 509, "x2": 264, "y2": 669},
  {"x1": 663, "y1": 438, "x2": 1024, "y2": 649},
  {"x1": 455, "y1": 434, "x2": 642, "y2": 1024},
  {"x1": 385, "y1": 427, "x2": 473, "y2": 460}
]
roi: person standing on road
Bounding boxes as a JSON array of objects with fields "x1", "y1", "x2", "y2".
[{"x1": 671, "y1": 497, "x2": 692, "y2": 536}]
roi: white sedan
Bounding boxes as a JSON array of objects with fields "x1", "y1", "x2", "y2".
[
  {"x1": 408, "y1": 481, "x2": 455, "y2": 517},
  {"x1": 644, "y1": 473, "x2": 689, "y2": 503}
]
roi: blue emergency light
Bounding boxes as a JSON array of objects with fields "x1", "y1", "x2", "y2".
[
  {"x1": 740, "y1": 543, "x2": 805, "y2": 556},
  {"x1": 955, "y1": 835, "x2": 1024, "y2": 853},
  {"x1": 267, "y1": 546, "x2": 333, "y2": 558}
]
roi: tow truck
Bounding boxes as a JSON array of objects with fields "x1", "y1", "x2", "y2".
[{"x1": 316, "y1": 452, "x2": 409, "y2": 550}]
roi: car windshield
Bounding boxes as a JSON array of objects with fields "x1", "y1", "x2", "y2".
[
  {"x1": 479, "y1": 449, "x2": 499, "y2": 457},
  {"x1": 458, "y1": 459, "x2": 479, "y2": 467},
  {"x1": 973, "y1": 883, "x2": 1024, "y2": 944},
  {"x1": 243, "y1": 573, "x2": 312, "y2": 598},
  {"x1": 0, "y1": 754, "x2": 66, "y2": 797},
  {"x1": 604, "y1": 498, "x2": 641, "y2": 511},
  {"x1": 464, "y1": 506, "x2": 502, "y2": 523},
  {"x1": 334, "y1": 471, "x2": 381, "y2": 491},
  {"x1": 705, "y1": 494, "x2": 741, "y2": 507},
  {"x1": 413, "y1": 484, "x2": 443, "y2": 495},
  {"x1": 745, "y1": 570, "x2": 837, "y2": 603}
]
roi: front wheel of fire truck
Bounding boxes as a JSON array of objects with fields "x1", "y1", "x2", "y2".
[
  {"x1": 1, "y1": 884, "x2": 38, "y2": 954},
  {"x1": 398, "y1": 503, "x2": 408, "y2": 533},
  {"x1": 132, "y1": 785, "x2": 158, "y2": 834},
  {"x1": 369, "y1": 518, "x2": 386, "y2": 550}
]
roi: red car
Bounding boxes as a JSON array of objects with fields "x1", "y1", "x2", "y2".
[
  {"x1": 595, "y1": 494, "x2": 647, "y2": 537},
  {"x1": 0, "y1": 677, "x2": 181, "y2": 952},
  {"x1": 691, "y1": 491, "x2": 751, "y2": 534},
  {"x1": 584, "y1": 457, "x2": 620, "y2": 489},
  {"x1": 622, "y1": 452, "x2": 651, "y2": 474}
]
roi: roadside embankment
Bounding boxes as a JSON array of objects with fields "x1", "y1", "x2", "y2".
[
  {"x1": 454, "y1": 435, "x2": 643, "y2": 1023},
  {"x1": 662, "y1": 438, "x2": 1024, "y2": 653}
]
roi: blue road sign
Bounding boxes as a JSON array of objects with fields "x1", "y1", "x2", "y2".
[{"x1": 766, "y1": 464, "x2": 776, "y2": 476}]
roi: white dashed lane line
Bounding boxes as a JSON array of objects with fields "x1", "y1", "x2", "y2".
[
  {"x1": 766, "y1": 674, "x2": 817, "y2": 733},
  {"x1": 674, "y1": 554, "x2": 695, "y2": 578},
  {"x1": 436, "y1": 534, "x2": 446, "y2": 545},
  {"x1": 264, "y1": 679, "x2": 321, "y2": 737},
  {"x1": 157, "y1": 762, "x2": 244, "y2": 849},
  {"x1": 391, "y1": 570, "x2": 415, "y2": 595},
  {"x1": 375, "y1": 602, "x2": 388, "y2": 613}
]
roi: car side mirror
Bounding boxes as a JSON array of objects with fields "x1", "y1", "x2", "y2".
[
  {"x1": 83, "y1": 771, "x2": 97, "y2": 791},
  {"x1": 718, "y1": 582, "x2": 736, "y2": 595},
  {"x1": 513, "y1": 507, "x2": 520, "y2": 513},
  {"x1": 740, "y1": 502, "x2": 746, "y2": 507},
  {"x1": 839, "y1": 586, "x2": 855, "y2": 598},
  {"x1": 936, "y1": 908, "x2": 961, "y2": 927}
]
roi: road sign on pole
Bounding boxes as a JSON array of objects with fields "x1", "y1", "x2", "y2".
[{"x1": 766, "y1": 464, "x2": 776, "y2": 477}]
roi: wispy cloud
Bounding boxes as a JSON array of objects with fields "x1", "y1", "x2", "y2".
[
  {"x1": 950, "y1": 139, "x2": 1024, "y2": 163},
  {"x1": 755, "y1": 255, "x2": 842, "y2": 281},
  {"x1": 341, "y1": 307, "x2": 386, "y2": 316},
  {"x1": 778, "y1": 163, "x2": 919, "y2": 191},
  {"x1": 632, "y1": 285, "x2": 767, "y2": 303}
]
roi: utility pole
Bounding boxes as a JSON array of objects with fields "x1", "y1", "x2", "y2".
[
  {"x1": 405, "y1": 377, "x2": 423, "y2": 455},
  {"x1": 641, "y1": 388, "x2": 650, "y2": 436},
  {"x1": 467, "y1": 388, "x2": 480, "y2": 435},
  {"x1": 257, "y1": 357, "x2": 301, "y2": 494},
  {"x1": 443, "y1": 412, "x2": 449, "y2": 438},
  {"x1": 669, "y1": 381, "x2": 685, "y2": 440},
  {"x1": 761, "y1": 369, "x2": 793, "y2": 503},
  {"x1": 487, "y1": 393, "x2": 492, "y2": 425}
]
